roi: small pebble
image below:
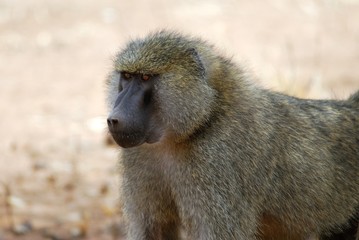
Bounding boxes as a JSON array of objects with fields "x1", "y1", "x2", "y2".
[{"x1": 13, "y1": 221, "x2": 33, "y2": 235}]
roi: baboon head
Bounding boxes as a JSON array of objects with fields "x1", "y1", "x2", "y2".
[{"x1": 106, "y1": 31, "x2": 216, "y2": 148}]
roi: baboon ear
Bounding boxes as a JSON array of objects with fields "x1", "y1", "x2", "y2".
[{"x1": 187, "y1": 48, "x2": 206, "y2": 78}]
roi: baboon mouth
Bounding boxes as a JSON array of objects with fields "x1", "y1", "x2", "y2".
[{"x1": 110, "y1": 131, "x2": 146, "y2": 148}]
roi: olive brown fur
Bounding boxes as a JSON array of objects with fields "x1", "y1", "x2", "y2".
[{"x1": 106, "y1": 30, "x2": 359, "y2": 240}]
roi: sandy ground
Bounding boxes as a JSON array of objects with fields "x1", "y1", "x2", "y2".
[{"x1": 0, "y1": 0, "x2": 359, "y2": 239}]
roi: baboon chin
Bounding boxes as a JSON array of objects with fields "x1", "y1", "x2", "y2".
[{"x1": 106, "y1": 30, "x2": 359, "y2": 240}]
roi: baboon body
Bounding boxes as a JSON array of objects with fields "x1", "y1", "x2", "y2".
[{"x1": 106, "y1": 31, "x2": 359, "y2": 240}]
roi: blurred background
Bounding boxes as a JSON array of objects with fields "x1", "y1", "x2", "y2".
[{"x1": 0, "y1": 0, "x2": 358, "y2": 239}]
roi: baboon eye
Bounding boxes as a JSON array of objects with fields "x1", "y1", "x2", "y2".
[
  {"x1": 142, "y1": 74, "x2": 150, "y2": 81},
  {"x1": 122, "y1": 72, "x2": 132, "y2": 80}
]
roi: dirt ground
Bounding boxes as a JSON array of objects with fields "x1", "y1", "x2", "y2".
[{"x1": 0, "y1": 0, "x2": 358, "y2": 239}]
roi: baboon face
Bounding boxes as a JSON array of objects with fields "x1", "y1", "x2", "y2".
[
  {"x1": 107, "y1": 71, "x2": 162, "y2": 148},
  {"x1": 107, "y1": 32, "x2": 217, "y2": 148}
]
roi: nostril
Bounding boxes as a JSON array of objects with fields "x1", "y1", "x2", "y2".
[{"x1": 107, "y1": 118, "x2": 119, "y2": 127}]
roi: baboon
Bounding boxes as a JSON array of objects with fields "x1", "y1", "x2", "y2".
[{"x1": 106, "y1": 30, "x2": 359, "y2": 240}]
